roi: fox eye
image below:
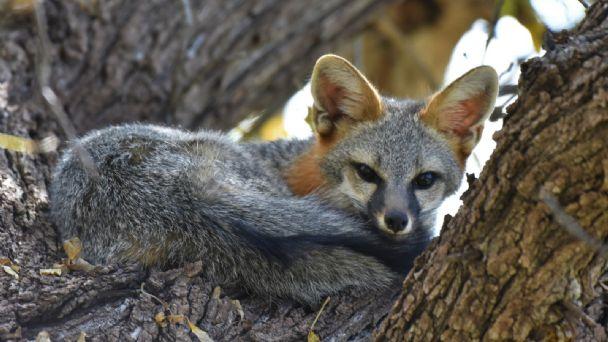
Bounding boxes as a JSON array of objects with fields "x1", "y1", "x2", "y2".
[
  {"x1": 413, "y1": 171, "x2": 439, "y2": 190},
  {"x1": 352, "y1": 162, "x2": 381, "y2": 183}
]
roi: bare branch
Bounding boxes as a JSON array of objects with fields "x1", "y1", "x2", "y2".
[
  {"x1": 498, "y1": 84, "x2": 518, "y2": 97},
  {"x1": 483, "y1": 0, "x2": 505, "y2": 62},
  {"x1": 562, "y1": 300, "x2": 606, "y2": 340},
  {"x1": 180, "y1": 0, "x2": 193, "y2": 25},
  {"x1": 577, "y1": 0, "x2": 589, "y2": 9},
  {"x1": 33, "y1": 0, "x2": 99, "y2": 179}
]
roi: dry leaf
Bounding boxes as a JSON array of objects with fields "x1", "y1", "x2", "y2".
[
  {"x1": 52, "y1": 263, "x2": 69, "y2": 275},
  {"x1": 35, "y1": 330, "x2": 51, "y2": 342},
  {"x1": 230, "y1": 299, "x2": 244, "y2": 320},
  {"x1": 307, "y1": 331, "x2": 321, "y2": 342},
  {"x1": 0, "y1": 257, "x2": 20, "y2": 273},
  {"x1": 212, "y1": 286, "x2": 221, "y2": 299},
  {"x1": 154, "y1": 312, "x2": 167, "y2": 328},
  {"x1": 0, "y1": 133, "x2": 40, "y2": 154},
  {"x1": 63, "y1": 237, "x2": 83, "y2": 261},
  {"x1": 140, "y1": 283, "x2": 169, "y2": 310},
  {"x1": 40, "y1": 268, "x2": 63, "y2": 276},
  {"x1": 167, "y1": 314, "x2": 185, "y2": 325},
  {"x1": 67, "y1": 258, "x2": 96, "y2": 273},
  {"x1": 153, "y1": 309, "x2": 213, "y2": 342},
  {"x1": 3, "y1": 265, "x2": 19, "y2": 280},
  {"x1": 77, "y1": 331, "x2": 87, "y2": 342},
  {"x1": 187, "y1": 318, "x2": 213, "y2": 342},
  {"x1": 35, "y1": 237, "x2": 94, "y2": 277},
  {"x1": 38, "y1": 135, "x2": 59, "y2": 153}
]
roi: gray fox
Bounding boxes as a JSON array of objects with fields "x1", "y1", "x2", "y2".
[{"x1": 50, "y1": 55, "x2": 498, "y2": 304}]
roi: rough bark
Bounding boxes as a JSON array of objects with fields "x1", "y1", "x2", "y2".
[
  {"x1": 5, "y1": 0, "x2": 392, "y2": 134},
  {"x1": 375, "y1": 2, "x2": 608, "y2": 341},
  {"x1": 0, "y1": 0, "x2": 399, "y2": 340}
]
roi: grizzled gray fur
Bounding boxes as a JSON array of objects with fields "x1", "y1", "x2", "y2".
[
  {"x1": 50, "y1": 56, "x2": 497, "y2": 304},
  {"x1": 50, "y1": 104, "x2": 448, "y2": 303}
]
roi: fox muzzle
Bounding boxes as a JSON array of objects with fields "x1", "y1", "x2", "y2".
[{"x1": 369, "y1": 184, "x2": 420, "y2": 236}]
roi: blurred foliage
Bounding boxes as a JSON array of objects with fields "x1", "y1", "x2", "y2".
[
  {"x1": 0, "y1": 0, "x2": 33, "y2": 13},
  {"x1": 253, "y1": 0, "x2": 495, "y2": 141},
  {"x1": 0, "y1": 0, "x2": 34, "y2": 25},
  {"x1": 252, "y1": 0, "x2": 558, "y2": 141},
  {"x1": 0, "y1": 0, "x2": 564, "y2": 141},
  {"x1": 501, "y1": 0, "x2": 545, "y2": 50},
  {"x1": 256, "y1": 115, "x2": 287, "y2": 141},
  {"x1": 350, "y1": 0, "x2": 493, "y2": 99}
]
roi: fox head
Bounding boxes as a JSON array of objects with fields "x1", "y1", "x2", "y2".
[{"x1": 287, "y1": 54, "x2": 498, "y2": 239}]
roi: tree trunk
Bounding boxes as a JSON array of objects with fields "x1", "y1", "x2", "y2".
[
  {"x1": 375, "y1": 2, "x2": 608, "y2": 341},
  {"x1": 4, "y1": 0, "x2": 392, "y2": 134}
]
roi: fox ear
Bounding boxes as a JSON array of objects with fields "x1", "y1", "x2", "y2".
[
  {"x1": 310, "y1": 54, "x2": 382, "y2": 138},
  {"x1": 421, "y1": 66, "x2": 498, "y2": 165}
]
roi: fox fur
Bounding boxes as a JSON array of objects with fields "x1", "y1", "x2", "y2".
[{"x1": 50, "y1": 55, "x2": 498, "y2": 304}]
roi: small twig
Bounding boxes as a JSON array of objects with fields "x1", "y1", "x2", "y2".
[
  {"x1": 180, "y1": 0, "x2": 193, "y2": 25},
  {"x1": 489, "y1": 93, "x2": 516, "y2": 122},
  {"x1": 140, "y1": 283, "x2": 171, "y2": 312},
  {"x1": 483, "y1": 0, "x2": 506, "y2": 62},
  {"x1": 498, "y1": 62, "x2": 515, "y2": 80},
  {"x1": 166, "y1": 0, "x2": 196, "y2": 122},
  {"x1": 577, "y1": 0, "x2": 589, "y2": 9},
  {"x1": 498, "y1": 84, "x2": 518, "y2": 97},
  {"x1": 562, "y1": 300, "x2": 606, "y2": 340},
  {"x1": 539, "y1": 188, "x2": 608, "y2": 257},
  {"x1": 240, "y1": 111, "x2": 273, "y2": 140},
  {"x1": 442, "y1": 249, "x2": 483, "y2": 264},
  {"x1": 309, "y1": 297, "x2": 331, "y2": 332},
  {"x1": 542, "y1": 29, "x2": 557, "y2": 52},
  {"x1": 33, "y1": 0, "x2": 99, "y2": 179}
]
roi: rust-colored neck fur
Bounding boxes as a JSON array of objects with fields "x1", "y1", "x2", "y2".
[{"x1": 284, "y1": 135, "x2": 337, "y2": 196}]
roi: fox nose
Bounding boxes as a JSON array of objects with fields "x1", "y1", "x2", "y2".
[{"x1": 384, "y1": 211, "x2": 408, "y2": 233}]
